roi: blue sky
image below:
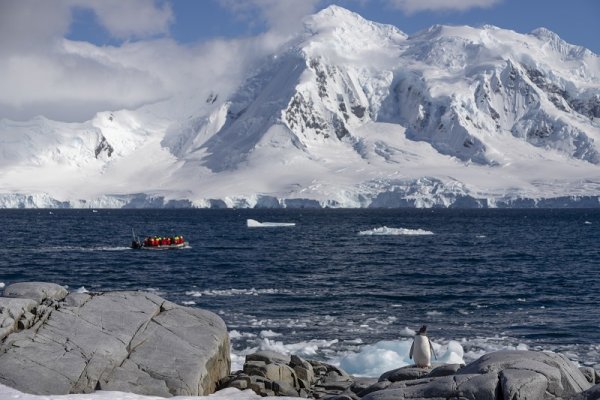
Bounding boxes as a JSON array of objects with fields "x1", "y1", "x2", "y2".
[
  {"x1": 66, "y1": 0, "x2": 600, "y2": 54},
  {"x1": 1, "y1": 0, "x2": 598, "y2": 122}
]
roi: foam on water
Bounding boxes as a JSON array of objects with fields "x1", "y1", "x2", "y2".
[
  {"x1": 35, "y1": 246, "x2": 131, "y2": 253},
  {"x1": 259, "y1": 330, "x2": 281, "y2": 338},
  {"x1": 358, "y1": 226, "x2": 434, "y2": 236},
  {"x1": 185, "y1": 288, "x2": 286, "y2": 297}
]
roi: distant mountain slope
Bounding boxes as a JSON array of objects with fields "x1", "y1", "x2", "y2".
[{"x1": 1, "y1": 5, "x2": 599, "y2": 208}]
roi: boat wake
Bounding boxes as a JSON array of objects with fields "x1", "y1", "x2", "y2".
[
  {"x1": 35, "y1": 246, "x2": 132, "y2": 253},
  {"x1": 358, "y1": 226, "x2": 434, "y2": 236}
]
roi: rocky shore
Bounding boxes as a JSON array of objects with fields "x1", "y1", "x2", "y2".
[
  {"x1": 1, "y1": 282, "x2": 599, "y2": 399},
  {"x1": 0, "y1": 282, "x2": 230, "y2": 396},
  {"x1": 219, "y1": 349, "x2": 600, "y2": 400}
]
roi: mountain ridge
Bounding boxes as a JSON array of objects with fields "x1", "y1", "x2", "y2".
[{"x1": 1, "y1": 5, "x2": 600, "y2": 208}]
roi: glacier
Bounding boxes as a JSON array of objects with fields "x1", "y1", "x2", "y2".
[{"x1": 1, "y1": 5, "x2": 600, "y2": 209}]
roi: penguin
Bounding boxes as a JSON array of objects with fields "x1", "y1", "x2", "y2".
[{"x1": 409, "y1": 325, "x2": 437, "y2": 368}]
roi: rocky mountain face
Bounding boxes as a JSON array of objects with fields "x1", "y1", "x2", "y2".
[{"x1": 1, "y1": 6, "x2": 600, "y2": 208}]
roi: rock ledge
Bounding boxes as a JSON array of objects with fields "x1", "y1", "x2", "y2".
[{"x1": 0, "y1": 282, "x2": 230, "y2": 397}]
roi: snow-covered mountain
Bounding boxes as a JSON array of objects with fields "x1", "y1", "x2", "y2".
[{"x1": 2, "y1": 5, "x2": 600, "y2": 208}]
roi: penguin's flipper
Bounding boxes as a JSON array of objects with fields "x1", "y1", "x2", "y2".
[
  {"x1": 409, "y1": 340, "x2": 414, "y2": 359},
  {"x1": 429, "y1": 338, "x2": 437, "y2": 360}
]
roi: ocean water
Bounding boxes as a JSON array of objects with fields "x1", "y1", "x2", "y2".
[{"x1": 1, "y1": 209, "x2": 599, "y2": 377}]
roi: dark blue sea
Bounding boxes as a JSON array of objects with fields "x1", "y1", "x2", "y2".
[{"x1": 1, "y1": 209, "x2": 599, "y2": 374}]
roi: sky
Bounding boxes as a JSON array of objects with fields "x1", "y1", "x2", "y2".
[{"x1": 1, "y1": 0, "x2": 598, "y2": 122}]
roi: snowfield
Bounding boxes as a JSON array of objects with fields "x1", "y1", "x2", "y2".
[{"x1": 1, "y1": 6, "x2": 599, "y2": 208}]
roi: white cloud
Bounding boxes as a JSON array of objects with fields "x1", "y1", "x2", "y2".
[
  {"x1": 0, "y1": 1, "x2": 71, "y2": 54},
  {"x1": 219, "y1": 0, "x2": 321, "y2": 36},
  {"x1": 71, "y1": 0, "x2": 174, "y2": 39},
  {"x1": 388, "y1": 0, "x2": 502, "y2": 14},
  {"x1": 0, "y1": 1, "x2": 290, "y2": 122}
]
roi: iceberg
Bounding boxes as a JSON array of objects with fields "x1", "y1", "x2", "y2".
[{"x1": 247, "y1": 219, "x2": 296, "y2": 228}]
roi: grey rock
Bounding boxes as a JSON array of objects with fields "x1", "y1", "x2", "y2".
[
  {"x1": 365, "y1": 374, "x2": 497, "y2": 400},
  {"x1": 274, "y1": 379, "x2": 301, "y2": 396},
  {"x1": 229, "y1": 378, "x2": 249, "y2": 390},
  {"x1": 452, "y1": 373, "x2": 499, "y2": 400},
  {"x1": 263, "y1": 363, "x2": 297, "y2": 386},
  {"x1": 426, "y1": 363, "x2": 463, "y2": 378},
  {"x1": 292, "y1": 354, "x2": 316, "y2": 386},
  {"x1": 570, "y1": 384, "x2": 600, "y2": 400},
  {"x1": 244, "y1": 360, "x2": 268, "y2": 376},
  {"x1": 460, "y1": 350, "x2": 591, "y2": 399},
  {"x1": 349, "y1": 377, "x2": 378, "y2": 394},
  {"x1": 225, "y1": 353, "x2": 304, "y2": 397},
  {"x1": 246, "y1": 350, "x2": 291, "y2": 364},
  {"x1": 322, "y1": 391, "x2": 359, "y2": 400},
  {"x1": 357, "y1": 380, "x2": 391, "y2": 397},
  {"x1": 580, "y1": 367, "x2": 598, "y2": 384},
  {"x1": 316, "y1": 378, "x2": 353, "y2": 392},
  {"x1": 222, "y1": 351, "x2": 359, "y2": 398},
  {"x1": 0, "y1": 297, "x2": 38, "y2": 340},
  {"x1": 364, "y1": 350, "x2": 591, "y2": 400},
  {"x1": 98, "y1": 360, "x2": 171, "y2": 397},
  {"x1": 379, "y1": 366, "x2": 430, "y2": 382},
  {"x1": 0, "y1": 289, "x2": 230, "y2": 397},
  {"x1": 501, "y1": 368, "x2": 549, "y2": 400},
  {"x1": 3, "y1": 282, "x2": 68, "y2": 303}
]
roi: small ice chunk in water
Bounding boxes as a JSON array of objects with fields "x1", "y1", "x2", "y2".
[
  {"x1": 247, "y1": 219, "x2": 295, "y2": 227},
  {"x1": 359, "y1": 226, "x2": 434, "y2": 236},
  {"x1": 259, "y1": 330, "x2": 281, "y2": 338},
  {"x1": 399, "y1": 327, "x2": 416, "y2": 337},
  {"x1": 437, "y1": 340, "x2": 464, "y2": 364}
]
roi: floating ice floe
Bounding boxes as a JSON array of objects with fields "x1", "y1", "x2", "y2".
[
  {"x1": 247, "y1": 219, "x2": 296, "y2": 228},
  {"x1": 338, "y1": 339, "x2": 465, "y2": 377},
  {"x1": 358, "y1": 226, "x2": 434, "y2": 236}
]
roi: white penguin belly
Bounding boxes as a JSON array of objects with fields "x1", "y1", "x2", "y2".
[{"x1": 412, "y1": 336, "x2": 431, "y2": 367}]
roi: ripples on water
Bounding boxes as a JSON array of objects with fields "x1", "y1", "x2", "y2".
[{"x1": 1, "y1": 209, "x2": 599, "y2": 369}]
